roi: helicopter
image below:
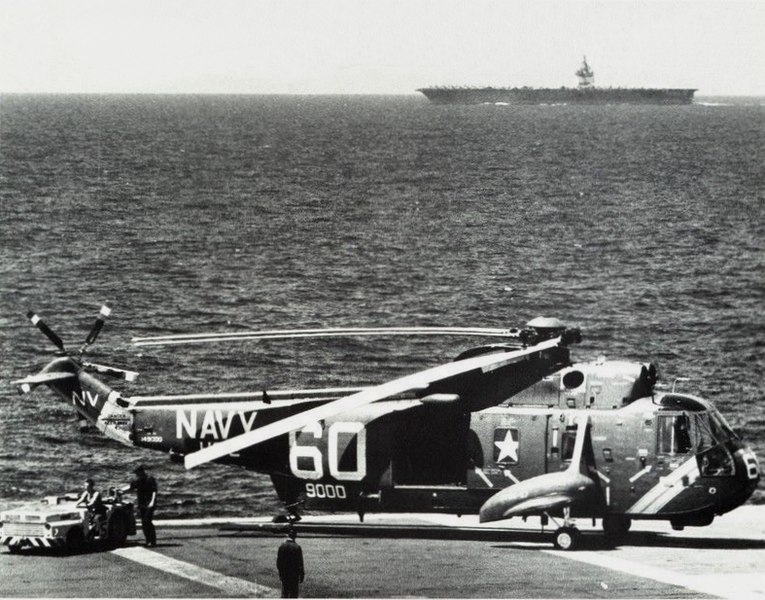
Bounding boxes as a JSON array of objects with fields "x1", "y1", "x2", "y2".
[{"x1": 13, "y1": 305, "x2": 760, "y2": 551}]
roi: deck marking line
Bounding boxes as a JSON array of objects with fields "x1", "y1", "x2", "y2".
[
  {"x1": 693, "y1": 573, "x2": 765, "y2": 599},
  {"x1": 111, "y1": 546, "x2": 277, "y2": 597},
  {"x1": 545, "y1": 550, "x2": 763, "y2": 599}
]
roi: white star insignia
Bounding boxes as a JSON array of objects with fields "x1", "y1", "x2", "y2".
[{"x1": 495, "y1": 430, "x2": 519, "y2": 463}]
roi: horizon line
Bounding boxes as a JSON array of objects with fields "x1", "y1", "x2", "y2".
[{"x1": 1, "y1": 91, "x2": 764, "y2": 97}]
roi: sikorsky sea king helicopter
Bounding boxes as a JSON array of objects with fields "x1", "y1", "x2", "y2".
[{"x1": 13, "y1": 306, "x2": 760, "y2": 550}]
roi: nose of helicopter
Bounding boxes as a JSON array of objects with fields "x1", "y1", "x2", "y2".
[
  {"x1": 726, "y1": 442, "x2": 761, "y2": 511},
  {"x1": 736, "y1": 443, "x2": 760, "y2": 485}
]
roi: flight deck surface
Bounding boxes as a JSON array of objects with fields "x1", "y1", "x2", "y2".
[{"x1": 2, "y1": 506, "x2": 764, "y2": 598}]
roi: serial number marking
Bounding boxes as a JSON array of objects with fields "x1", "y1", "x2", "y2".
[
  {"x1": 305, "y1": 483, "x2": 347, "y2": 499},
  {"x1": 140, "y1": 435, "x2": 164, "y2": 444}
]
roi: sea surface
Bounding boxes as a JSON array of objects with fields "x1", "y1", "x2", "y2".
[{"x1": 0, "y1": 94, "x2": 763, "y2": 518}]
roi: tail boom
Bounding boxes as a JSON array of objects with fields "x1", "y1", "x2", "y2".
[{"x1": 21, "y1": 357, "x2": 134, "y2": 446}]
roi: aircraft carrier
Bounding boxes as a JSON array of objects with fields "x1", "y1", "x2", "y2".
[
  {"x1": 417, "y1": 57, "x2": 697, "y2": 105},
  {"x1": 3, "y1": 508, "x2": 764, "y2": 598}
]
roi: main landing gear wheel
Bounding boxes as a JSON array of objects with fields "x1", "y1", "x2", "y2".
[
  {"x1": 602, "y1": 515, "x2": 631, "y2": 545},
  {"x1": 553, "y1": 526, "x2": 580, "y2": 551}
]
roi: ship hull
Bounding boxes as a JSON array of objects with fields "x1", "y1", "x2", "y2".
[{"x1": 417, "y1": 87, "x2": 696, "y2": 105}]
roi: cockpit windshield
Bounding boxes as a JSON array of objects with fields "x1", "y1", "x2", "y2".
[
  {"x1": 657, "y1": 410, "x2": 737, "y2": 476},
  {"x1": 711, "y1": 411, "x2": 739, "y2": 440},
  {"x1": 691, "y1": 410, "x2": 737, "y2": 451},
  {"x1": 692, "y1": 410, "x2": 737, "y2": 477}
]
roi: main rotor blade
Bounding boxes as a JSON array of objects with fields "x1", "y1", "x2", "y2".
[
  {"x1": 84, "y1": 304, "x2": 112, "y2": 346},
  {"x1": 130, "y1": 387, "x2": 368, "y2": 405},
  {"x1": 184, "y1": 336, "x2": 563, "y2": 469},
  {"x1": 27, "y1": 311, "x2": 66, "y2": 352},
  {"x1": 132, "y1": 326, "x2": 527, "y2": 347}
]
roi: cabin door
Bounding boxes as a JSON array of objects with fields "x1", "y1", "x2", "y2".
[{"x1": 467, "y1": 411, "x2": 549, "y2": 490}]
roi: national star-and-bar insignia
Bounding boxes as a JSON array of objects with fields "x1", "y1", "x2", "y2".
[{"x1": 493, "y1": 428, "x2": 519, "y2": 464}]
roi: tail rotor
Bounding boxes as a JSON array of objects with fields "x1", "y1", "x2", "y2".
[
  {"x1": 17, "y1": 303, "x2": 139, "y2": 393},
  {"x1": 14, "y1": 304, "x2": 138, "y2": 444}
]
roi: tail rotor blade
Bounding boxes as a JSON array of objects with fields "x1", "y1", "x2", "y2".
[
  {"x1": 84, "y1": 304, "x2": 112, "y2": 346},
  {"x1": 27, "y1": 311, "x2": 66, "y2": 352}
]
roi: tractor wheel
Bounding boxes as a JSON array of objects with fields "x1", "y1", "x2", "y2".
[
  {"x1": 66, "y1": 527, "x2": 85, "y2": 553},
  {"x1": 553, "y1": 526, "x2": 580, "y2": 551},
  {"x1": 107, "y1": 515, "x2": 128, "y2": 547}
]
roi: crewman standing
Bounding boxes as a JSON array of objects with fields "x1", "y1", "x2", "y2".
[
  {"x1": 122, "y1": 465, "x2": 157, "y2": 547},
  {"x1": 277, "y1": 527, "x2": 305, "y2": 598}
]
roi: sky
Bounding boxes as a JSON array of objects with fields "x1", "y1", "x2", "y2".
[{"x1": 1, "y1": 0, "x2": 764, "y2": 95}]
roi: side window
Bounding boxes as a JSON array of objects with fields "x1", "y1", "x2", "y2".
[
  {"x1": 561, "y1": 430, "x2": 576, "y2": 461},
  {"x1": 657, "y1": 414, "x2": 692, "y2": 455}
]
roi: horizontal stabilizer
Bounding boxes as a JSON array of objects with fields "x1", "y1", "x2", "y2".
[{"x1": 12, "y1": 371, "x2": 76, "y2": 393}]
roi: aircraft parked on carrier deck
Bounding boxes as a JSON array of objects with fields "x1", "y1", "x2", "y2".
[{"x1": 14, "y1": 306, "x2": 760, "y2": 550}]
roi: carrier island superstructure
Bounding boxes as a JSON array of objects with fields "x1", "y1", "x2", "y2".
[{"x1": 417, "y1": 57, "x2": 696, "y2": 105}]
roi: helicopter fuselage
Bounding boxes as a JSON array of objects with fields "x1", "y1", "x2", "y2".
[{"x1": 37, "y1": 355, "x2": 759, "y2": 530}]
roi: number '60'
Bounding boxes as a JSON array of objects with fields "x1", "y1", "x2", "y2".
[{"x1": 289, "y1": 421, "x2": 366, "y2": 481}]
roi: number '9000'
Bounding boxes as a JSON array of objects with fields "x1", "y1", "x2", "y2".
[
  {"x1": 305, "y1": 483, "x2": 347, "y2": 499},
  {"x1": 289, "y1": 421, "x2": 366, "y2": 481}
]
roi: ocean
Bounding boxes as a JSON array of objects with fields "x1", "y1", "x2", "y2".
[{"x1": 0, "y1": 94, "x2": 763, "y2": 518}]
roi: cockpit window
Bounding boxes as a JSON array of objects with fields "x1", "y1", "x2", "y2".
[
  {"x1": 682, "y1": 411, "x2": 737, "y2": 476},
  {"x1": 690, "y1": 411, "x2": 737, "y2": 451},
  {"x1": 691, "y1": 413, "x2": 717, "y2": 451},
  {"x1": 699, "y1": 445, "x2": 735, "y2": 476},
  {"x1": 711, "y1": 412, "x2": 739, "y2": 440},
  {"x1": 697, "y1": 412, "x2": 737, "y2": 476},
  {"x1": 657, "y1": 414, "x2": 692, "y2": 455},
  {"x1": 653, "y1": 410, "x2": 739, "y2": 475},
  {"x1": 561, "y1": 430, "x2": 576, "y2": 462}
]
